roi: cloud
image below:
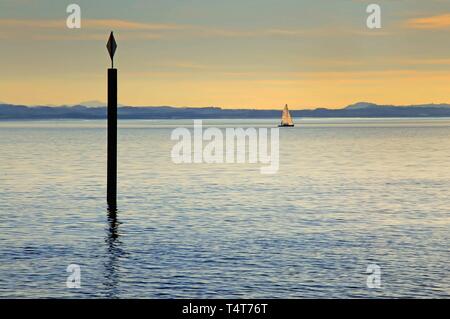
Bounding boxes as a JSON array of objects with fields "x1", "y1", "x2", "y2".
[
  {"x1": 0, "y1": 18, "x2": 392, "y2": 42},
  {"x1": 405, "y1": 13, "x2": 450, "y2": 29},
  {"x1": 267, "y1": 27, "x2": 391, "y2": 37},
  {"x1": 0, "y1": 18, "x2": 187, "y2": 41},
  {"x1": 83, "y1": 20, "x2": 184, "y2": 31},
  {"x1": 0, "y1": 19, "x2": 62, "y2": 28},
  {"x1": 0, "y1": 18, "x2": 386, "y2": 37},
  {"x1": 0, "y1": 18, "x2": 260, "y2": 40},
  {"x1": 399, "y1": 58, "x2": 450, "y2": 65},
  {"x1": 0, "y1": 19, "x2": 185, "y2": 31}
]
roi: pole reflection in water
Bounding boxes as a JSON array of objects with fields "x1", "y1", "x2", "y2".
[{"x1": 103, "y1": 204, "x2": 124, "y2": 298}]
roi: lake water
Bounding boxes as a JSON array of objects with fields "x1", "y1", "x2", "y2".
[{"x1": 0, "y1": 118, "x2": 449, "y2": 298}]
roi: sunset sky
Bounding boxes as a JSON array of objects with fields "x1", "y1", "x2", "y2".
[{"x1": 1, "y1": 0, "x2": 450, "y2": 109}]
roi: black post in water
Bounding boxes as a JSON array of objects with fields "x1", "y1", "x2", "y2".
[
  {"x1": 107, "y1": 68, "x2": 117, "y2": 206},
  {"x1": 107, "y1": 32, "x2": 118, "y2": 206}
]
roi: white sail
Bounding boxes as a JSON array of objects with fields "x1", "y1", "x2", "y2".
[{"x1": 280, "y1": 104, "x2": 294, "y2": 126}]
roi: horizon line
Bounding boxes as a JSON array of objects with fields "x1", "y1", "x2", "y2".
[{"x1": 2, "y1": 101, "x2": 450, "y2": 111}]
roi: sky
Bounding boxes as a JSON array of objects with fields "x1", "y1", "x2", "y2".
[{"x1": 1, "y1": 0, "x2": 450, "y2": 109}]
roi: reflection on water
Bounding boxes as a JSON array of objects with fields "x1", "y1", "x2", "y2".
[{"x1": 103, "y1": 204, "x2": 123, "y2": 298}]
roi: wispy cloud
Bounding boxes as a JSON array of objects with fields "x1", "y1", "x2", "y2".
[
  {"x1": 267, "y1": 27, "x2": 391, "y2": 37},
  {"x1": 405, "y1": 13, "x2": 450, "y2": 29},
  {"x1": 0, "y1": 18, "x2": 187, "y2": 41},
  {"x1": 0, "y1": 19, "x2": 62, "y2": 28},
  {"x1": 0, "y1": 18, "x2": 185, "y2": 30},
  {"x1": 399, "y1": 58, "x2": 450, "y2": 65},
  {"x1": 0, "y1": 18, "x2": 391, "y2": 41},
  {"x1": 0, "y1": 18, "x2": 259, "y2": 40},
  {"x1": 84, "y1": 19, "x2": 184, "y2": 30}
]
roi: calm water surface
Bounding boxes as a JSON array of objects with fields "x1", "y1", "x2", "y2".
[{"x1": 0, "y1": 118, "x2": 449, "y2": 298}]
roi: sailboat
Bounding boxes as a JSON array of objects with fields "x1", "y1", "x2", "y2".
[{"x1": 278, "y1": 104, "x2": 295, "y2": 127}]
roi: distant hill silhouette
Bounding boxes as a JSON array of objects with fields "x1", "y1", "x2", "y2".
[
  {"x1": 76, "y1": 100, "x2": 106, "y2": 108},
  {"x1": 2, "y1": 102, "x2": 450, "y2": 120}
]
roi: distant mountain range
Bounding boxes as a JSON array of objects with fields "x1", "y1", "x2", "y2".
[{"x1": 1, "y1": 101, "x2": 450, "y2": 120}]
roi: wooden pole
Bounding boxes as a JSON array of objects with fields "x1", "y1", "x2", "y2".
[{"x1": 107, "y1": 68, "x2": 117, "y2": 206}]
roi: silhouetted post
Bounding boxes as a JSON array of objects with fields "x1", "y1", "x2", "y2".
[{"x1": 107, "y1": 32, "x2": 117, "y2": 206}]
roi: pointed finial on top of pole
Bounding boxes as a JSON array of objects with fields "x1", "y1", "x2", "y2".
[{"x1": 106, "y1": 31, "x2": 117, "y2": 69}]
